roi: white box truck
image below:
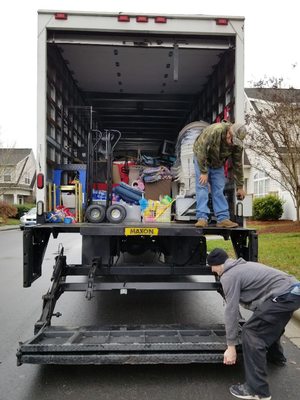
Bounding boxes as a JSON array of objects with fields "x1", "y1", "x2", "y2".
[{"x1": 18, "y1": 10, "x2": 257, "y2": 365}]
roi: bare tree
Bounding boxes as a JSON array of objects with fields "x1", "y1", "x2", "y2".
[{"x1": 245, "y1": 79, "x2": 300, "y2": 222}]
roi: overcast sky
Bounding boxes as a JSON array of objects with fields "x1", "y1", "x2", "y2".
[{"x1": 0, "y1": 0, "x2": 299, "y2": 151}]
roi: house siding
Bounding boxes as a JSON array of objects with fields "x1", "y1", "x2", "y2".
[{"x1": 0, "y1": 149, "x2": 36, "y2": 204}]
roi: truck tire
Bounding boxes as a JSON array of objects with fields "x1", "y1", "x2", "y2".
[
  {"x1": 106, "y1": 204, "x2": 127, "y2": 224},
  {"x1": 85, "y1": 204, "x2": 106, "y2": 223}
]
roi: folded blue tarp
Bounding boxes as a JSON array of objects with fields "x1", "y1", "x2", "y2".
[{"x1": 114, "y1": 182, "x2": 143, "y2": 205}]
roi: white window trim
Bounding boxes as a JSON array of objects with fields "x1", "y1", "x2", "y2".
[{"x1": 253, "y1": 171, "x2": 270, "y2": 198}]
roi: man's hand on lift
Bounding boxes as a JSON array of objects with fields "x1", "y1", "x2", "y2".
[
  {"x1": 236, "y1": 188, "x2": 246, "y2": 200},
  {"x1": 224, "y1": 345, "x2": 237, "y2": 365},
  {"x1": 199, "y1": 174, "x2": 208, "y2": 185}
]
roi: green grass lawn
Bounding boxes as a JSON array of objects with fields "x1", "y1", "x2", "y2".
[
  {"x1": 5, "y1": 218, "x2": 19, "y2": 225},
  {"x1": 207, "y1": 232, "x2": 300, "y2": 280},
  {"x1": 0, "y1": 218, "x2": 19, "y2": 226}
]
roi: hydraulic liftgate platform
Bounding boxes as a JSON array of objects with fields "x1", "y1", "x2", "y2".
[
  {"x1": 17, "y1": 324, "x2": 242, "y2": 365},
  {"x1": 18, "y1": 224, "x2": 256, "y2": 365}
]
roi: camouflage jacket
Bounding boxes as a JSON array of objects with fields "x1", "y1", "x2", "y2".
[{"x1": 193, "y1": 122, "x2": 244, "y2": 188}]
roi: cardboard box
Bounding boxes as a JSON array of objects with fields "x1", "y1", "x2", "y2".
[
  {"x1": 112, "y1": 163, "x2": 121, "y2": 184},
  {"x1": 144, "y1": 180, "x2": 171, "y2": 200}
]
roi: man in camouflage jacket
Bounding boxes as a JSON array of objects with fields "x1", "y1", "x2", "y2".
[{"x1": 193, "y1": 121, "x2": 247, "y2": 228}]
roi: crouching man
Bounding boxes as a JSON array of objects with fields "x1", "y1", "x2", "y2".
[{"x1": 207, "y1": 248, "x2": 300, "y2": 400}]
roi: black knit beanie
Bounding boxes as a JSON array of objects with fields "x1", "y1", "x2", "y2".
[{"x1": 207, "y1": 248, "x2": 229, "y2": 266}]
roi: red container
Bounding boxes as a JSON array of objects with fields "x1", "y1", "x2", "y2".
[
  {"x1": 113, "y1": 161, "x2": 135, "y2": 184},
  {"x1": 93, "y1": 183, "x2": 119, "y2": 190}
]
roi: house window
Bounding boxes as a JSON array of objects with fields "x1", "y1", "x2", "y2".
[
  {"x1": 4, "y1": 173, "x2": 11, "y2": 182},
  {"x1": 24, "y1": 173, "x2": 30, "y2": 184},
  {"x1": 254, "y1": 171, "x2": 270, "y2": 197}
]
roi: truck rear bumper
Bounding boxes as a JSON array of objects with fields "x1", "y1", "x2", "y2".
[{"x1": 23, "y1": 223, "x2": 258, "y2": 287}]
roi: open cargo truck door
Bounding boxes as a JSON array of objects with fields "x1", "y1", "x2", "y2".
[{"x1": 18, "y1": 11, "x2": 257, "y2": 366}]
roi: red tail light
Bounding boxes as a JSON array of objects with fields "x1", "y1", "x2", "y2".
[
  {"x1": 54, "y1": 13, "x2": 68, "y2": 20},
  {"x1": 118, "y1": 15, "x2": 130, "y2": 22},
  {"x1": 155, "y1": 16, "x2": 167, "y2": 23},
  {"x1": 216, "y1": 18, "x2": 228, "y2": 26},
  {"x1": 37, "y1": 173, "x2": 44, "y2": 189},
  {"x1": 136, "y1": 16, "x2": 149, "y2": 23}
]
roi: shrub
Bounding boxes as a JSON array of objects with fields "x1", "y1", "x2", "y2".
[
  {"x1": 253, "y1": 195, "x2": 284, "y2": 220},
  {"x1": 0, "y1": 202, "x2": 18, "y2": 224},
  {"x1": 15, "y1": 203, "x2": 36, "y2": 219}
]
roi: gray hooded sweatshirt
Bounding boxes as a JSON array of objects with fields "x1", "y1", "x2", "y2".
[{"x1": 220, "y1": 258, "x2": 298, "y2": 346}]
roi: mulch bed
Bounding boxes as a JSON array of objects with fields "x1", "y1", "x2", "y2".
[{"x1": 246, "y1": 220, "x2": 300, "y2": 234}]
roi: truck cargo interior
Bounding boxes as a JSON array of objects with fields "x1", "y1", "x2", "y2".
[{"x1": 47, "y1": 31, "x2": 236, "y2": 158}]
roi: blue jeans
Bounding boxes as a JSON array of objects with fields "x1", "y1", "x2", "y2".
[{"x1": 193, "y1": 157, "x2": 229, "y2": 222}]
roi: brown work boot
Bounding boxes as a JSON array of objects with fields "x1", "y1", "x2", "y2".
[
  {"x1": 216, "y1": 219, "x2": 238, "y2": 228},
  {"x1": 195, "y1": 219, "x2": 208, "y2": 228}
]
